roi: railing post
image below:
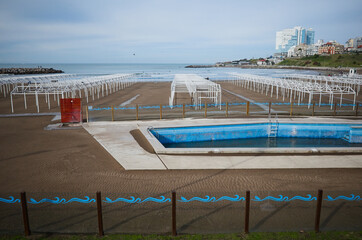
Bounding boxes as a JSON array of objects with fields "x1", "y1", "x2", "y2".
[
  {"x1": 111, "y1": 105, "x2": 114, "y2": 121},
  {"x1": 314, "y1": 189, "x2": 323, "y2": 233},
  {"x1": 244, "y1": 190, "x2": 250, "y2": 234},
  {"x1": 20, "y1": 192, "x2": 30, "y2": 236},
  {"x1": 268, "y1": 102, "x2": 271, "y2": 115},
  {"x1": 172, "y1": 191, "x2": 177, "y2": 236},
  {"x1": 204, "y1": 101, "x2": 207, "y2": 118},
  {"x1": 226, "y1": 102, "x2": 229, "y2": 117},
  {"x1": 312, "y1": 102, "x2": 315, "y2": 117},
  {"x1": 96, "y1": 191, "x2": 104, "y2": 237},
  {"x1": 246, "y1": 101, "x2": 250, "y2": 116},
  {"x1": 136, "y1": 104, "x2": 139, "y2": 120},
  {"x1": 356, "y1": 103, "x2": 359, "y2": 116},
  {"x1": 334, "y1": 102, "x2": 337, "y2": 116},
  {"x1": 182, "y1": 103, "x2": 185, "y2": 118},
  {"x1": 86, "y1": 105, "x2": 89, "y2": 123},
  {"x1": 290, "y1": 102, "x2": 293, "y2": 117},
  {"x1": 160, "y1": 104, "x2": 163, "y2": 119}
]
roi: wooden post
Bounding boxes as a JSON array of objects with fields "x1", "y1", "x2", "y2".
[
  {"x1": 314, "y1": 189, "x2": 323, "y2": 233},
  {"x1": 334, "y1": 102, "x2": 337, "y2": 116},
  {"x1": 96, "y1": 191, "x2": 104, "y2": 237},
  {"x1": 86, "y1": 105, "x2": 89, "y2": 123},
  {"x1": 111, "y1": 105, "x2": 114, "y2": 121},
  {"x1": 356, "y1": 103, "x2": 359, "y2": 116},
  {"x1": 172, "y1": 191, "x2": 177, "y2": 236},
  {"x1": 226, "y1": 102, "x2": 229, "y2": 117},
  {"x1": 312, "y1": 102, "x2": 315, "y2": 117},
  {"x1": 182, "y1": 103, "x2": 185, "y2": 118},
  {"x1": 20, "y1": 192, "x2": 30, "y2": 236},
  {"x1": 160, "y1": 104, "x2": 163, "y2": 119},
  {"x1": 315, "y1": 189, "x2": 323, "y2": 233},
  {"x1": 246, "y1": 101, "x2": 250, "y2": 116},
  {"x1": 268, "y1": 102, "x2": 271, "y2": 115},
  {"x1": 290, "y1": 102, "x2": 293, "y2": 117},
  {"x1": 136, "y1": 104, "x2": 139, "y2": 120},
  {"x1": 244, "y1": 190, "x2": 250, "y2": 234},
  {"x1": 204, "y1": 101, "x2": 207, "y2": 118}
]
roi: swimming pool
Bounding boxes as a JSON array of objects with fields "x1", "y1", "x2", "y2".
[{"x1": 147, "y1": 123, "x2": 362, "y2": 153}]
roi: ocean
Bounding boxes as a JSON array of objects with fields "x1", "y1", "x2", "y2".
[{"x1": 0, "y1": 63, "x2": 319, "y2": 81}]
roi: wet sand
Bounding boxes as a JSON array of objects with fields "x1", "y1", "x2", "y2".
[{"x1": 1, "y1": 81, "x2": 362, "y2": 194}]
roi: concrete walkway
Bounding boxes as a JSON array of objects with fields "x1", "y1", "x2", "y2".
[{"x1": 83, "y1": 117, "x2": 362, "y2": 170}]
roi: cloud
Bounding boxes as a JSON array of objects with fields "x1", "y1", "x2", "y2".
[{"x1": 0, "y1": 0, "x2": 361, "y2": 63}]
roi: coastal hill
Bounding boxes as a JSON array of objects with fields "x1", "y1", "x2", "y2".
[
  {"x1": 278, "y1": 54, "x2": 362, "y2": 68},
  {"x1": 0, "y1": 67, "x2": 64, "y2": 75}
]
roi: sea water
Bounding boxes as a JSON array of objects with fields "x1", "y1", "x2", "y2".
[{"x1": 0, "y1": 63, "x2": 319, "y2": 81}]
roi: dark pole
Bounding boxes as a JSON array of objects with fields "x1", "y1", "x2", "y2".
[
  {"x1": 312, "y1": 102, "x2": 315, "y2": 116},
  {"x1": 269, "y1": 102, "x2": 271, "y2": 115},
  {"x1": 244, "y1": 190, "x2": 250, "y2": 234},
  {"x1": 20, "y1": 192, "x2": 30, "y2": 236},
  {"x1": 334, "y1": 102, "x2": 337, "y2": 116},
  {"x1": 172, "y1": 191, "x2": 177, "y2": 236},
  {"x1": 356, "y1": 103, "x2": 359, "y2": 116},
  {"x1": 314, "y1": 189, "x2": 323, "y2": 233},
  {"x1": 96, "y1": 191, "x2": 104, "y2": 236}
]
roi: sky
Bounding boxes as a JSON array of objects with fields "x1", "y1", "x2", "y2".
[{"x1": 0, "y1": 0, "x2": 361, "y2": 64}]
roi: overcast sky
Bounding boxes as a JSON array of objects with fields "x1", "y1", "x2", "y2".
[{"x1": 0, "y1": 0, "x2": 361, "y2": 64}]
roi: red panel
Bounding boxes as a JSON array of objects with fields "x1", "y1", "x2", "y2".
[{"x1": 60, "y1": 98, "x2": 82, "y2": 123}]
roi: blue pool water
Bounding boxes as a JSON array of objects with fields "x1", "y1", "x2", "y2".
[{"x1": 150, "y1": 123, "x2": 362, "y2": 148}]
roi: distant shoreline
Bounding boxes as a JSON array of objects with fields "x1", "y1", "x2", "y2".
[
  {"x1": 0, "y1": 67, "x2": 64, "y2": 75},
  {"x1": 185, "y1": 64, "x2": 362, "y2": 73}
]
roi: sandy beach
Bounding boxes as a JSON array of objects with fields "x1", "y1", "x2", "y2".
[{"x1": 1, "y1": 80, "x2": 362, "y2": 194}]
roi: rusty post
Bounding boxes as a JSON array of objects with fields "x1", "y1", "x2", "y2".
[
  {"x1": 356, "y1": 103, "x2": 359, "y2": 116},
  {"x1": 160, "y1": 104, "x2": 162, "y2": 119},
  {"x1": 312, "y1": 102, "x2": 315, "y2": 116},
  {"x1": 244, "y1": 190, "x2": 250, "y2": 234},
  {"x1": 20, "y1": 192, "x2": 30, "y2": 236},
  {"x1": 246, "y1": 101, "x2": 250, "y2": 116},
  {"x1": 314, "y1": 189, "x2": 323, "y2": 233},
  {"x1": 226, "y1": 102, "x2": 229, "y2": 117},
  {"x1": 334, "y1": 102, "x2": 337, "y2": 116},
  {"x1": 96, "y1": 191, "x2": 104, "y2": 236},
  {"x1": 268, "y1": 102, "x2": 271, "y2": 115},
  {"x1": 290, "y1": 102, "x2": 293, "y2": 117},
  {"x1": 172, "y1": 191, "x2": 177, "y2": 236},
  {"x1": 136, "y1": 104, "x2": 139, "y2": 120},
  {"x1": 111, "y1": 105, "x2": 114, "y2": 121},
  {"x1": 204, "y1": 101, "x2": 207, "y2": 118},
  {"x1": 182, "y1": 103, "x2": 185, "y2": 118}
]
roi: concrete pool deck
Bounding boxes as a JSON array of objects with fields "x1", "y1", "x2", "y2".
[{"x1": 82, "y1": 117, "x2": 362, "y2": 170}]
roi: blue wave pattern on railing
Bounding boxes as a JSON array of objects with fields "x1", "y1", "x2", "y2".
[
  {"x1": 0, "y1": 194, "x2": 361, "y2": 204},
  {"x1": 28, "y1": 196, "x2": 95, "y2": 204},
  {"x1": 0, "y1": 196, "x2": 20, "y2": 203},
  {"x1": 252, "y1": 194, "x2": 316, "y2": 202},
  {"x1": 88, "y1": 102, "x2": 360, "y2": 111},
  {"x1": 325, "y1": 194, "x2": 360, "y2": 201},
  {"x1": 103, "y1": 196, "x2": 170, "y2": 203},
  {"x1": 179, "y1": 195, "x2": 245, "y2": 203}
]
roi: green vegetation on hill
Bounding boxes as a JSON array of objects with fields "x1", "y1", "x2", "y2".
[{"x1": 278, "y1": 54, "x2": 362, "y2": 68}]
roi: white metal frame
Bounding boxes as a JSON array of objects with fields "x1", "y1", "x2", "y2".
[
  {"x1": 169, "y1": 74, "x2": 221, "y2": 109},
  {"x1": 229, "y1": 73, "x2": 356, "y2": 109}
]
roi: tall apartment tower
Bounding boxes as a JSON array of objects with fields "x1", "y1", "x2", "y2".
[{"x1": 276, "y1": 26, "x2": 315, "y2": 52}]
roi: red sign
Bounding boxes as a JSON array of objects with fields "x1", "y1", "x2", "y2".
[{"x1": 60, "y1": 98, "x2": 82, "y2": 123}]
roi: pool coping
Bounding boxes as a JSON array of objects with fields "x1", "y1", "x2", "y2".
[{"x1": 139, "y1": 119, "x2": 362, "y2": 155}]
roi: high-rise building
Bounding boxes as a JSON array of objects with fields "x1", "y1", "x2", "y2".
[{"x1": 276, "y1": 26, "x2": 315, "y2": 52}]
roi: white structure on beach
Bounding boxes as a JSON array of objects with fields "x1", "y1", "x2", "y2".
[
  {"x1": 229, "y1": 73, "x2": 357, "y2": 109},
  {"x1": 169, "y1": 74, "x2": 221, "y2": 109},
  {"x1": 8, "y1": 73, "x2": 137, "y2": 113}
]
